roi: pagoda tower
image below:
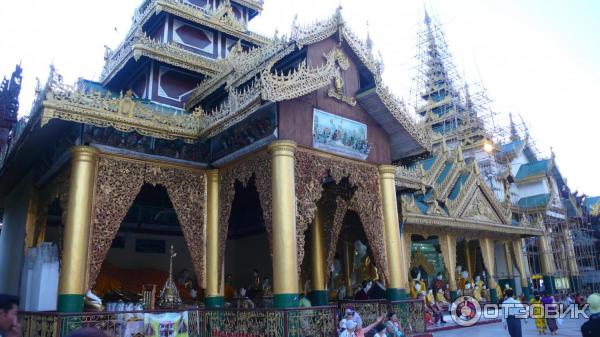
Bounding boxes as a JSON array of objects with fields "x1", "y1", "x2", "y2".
[
  {"x1": 413, "y1": 10, "x2": 508, "y2": 201},
  {"x1": 414, "y1": 10, "x2": 489, "y2": 151},
  {"x1": 99, "y1": 0, "x2": 267, "y2": 109}
]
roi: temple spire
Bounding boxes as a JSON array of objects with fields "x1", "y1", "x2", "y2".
[{"x1": 509, "y1": 112, "x2": 520, "y2": 141}]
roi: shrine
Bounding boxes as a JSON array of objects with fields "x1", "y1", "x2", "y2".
[{"x1": 0, "y1": 1, "x2": 559, "y2": 337}]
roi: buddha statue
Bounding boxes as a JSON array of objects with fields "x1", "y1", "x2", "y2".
[
  {"x1": 409, "y1": 268, "x2": 428, "y2": 299},
  {"x1": 473, "y1": 275, "x2": 487, "y2": 301},
  {"x1": 357, "y1": 255, "x2": 379, "y2": 282},
  {"x1": 426, "y1": 289, "x2": 436, "y2": 305},
  {"x1": 458, "y1": 270, "x2": 474, "y2": 292},
  {"x1": 436, "y1": 288, "x2": 449, "y2": 306}
]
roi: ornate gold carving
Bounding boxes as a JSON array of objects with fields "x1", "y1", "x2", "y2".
[
  {"x1": 395, "y1": 165, "x2": 423, "y2": 189},
  {"x1": 89, "y1": 155, "x2": 206, "y2": 287},
  {"x1": 295, "y1": 148, "x2": 389, "y2": 283},
  {"x1": 463, "y1": 192, "x2": 501, "y2": 223},
  {"x1": 102, "y1": 31, "x2": 222, "y2": 83},
  {"x1": 41, "y1": 79, "x2": 203, "y2": 143},
  {"x1": 218, "y1": 151, "x2": 271, "y2": 288},
  {"x1": 260, "y1": 48, "x2": 350, "y2": 102}
]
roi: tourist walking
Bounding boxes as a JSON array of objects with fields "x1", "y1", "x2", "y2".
[
  {"x1": 541, "y1": 293, "x2": 558, "y2": 335},
  {"x1": 0, "y1": 295, "x2": 20, "y2": 337},
  {"x1": 501, "y1": 289, "x2": 528, "y2": 337},
  {"x1": 581, "y1": 293, "x2": 600, "y2": 337},
  {"x1": 530, "y1": 291, "x2": 547, "y2": 335}
]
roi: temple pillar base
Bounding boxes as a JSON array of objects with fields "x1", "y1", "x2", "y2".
[
  {"x1": 57, "y1": 294, "x2": 84, "y2": 313},
  {"x1": 489, "y1": 288, "x2": 498, "y2": 304},
  {"x1": 386, "y1": 288, "x2": 408, "y2": 301},
  {"x1": 309, "y1": 290, "x2": 328, "y2": 306},
  {"x1": 522, "y1": 287, "x2": 531, "y2": 301},
  {"x1": 543, "y1": 275, "x2": 556, "y2": 294},
  {"x1": 274, "y1": 293, "x2": 298, "y2": 308},
  {"x1": 205, "y1": 296, "x2": 224, "y2": 308}
]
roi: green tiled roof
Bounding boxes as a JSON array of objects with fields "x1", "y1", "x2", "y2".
[
  {"x1": 517, "y1": 194, "x2": 550, "y2": 209},
  {"x1": 448, "y1": 172, "x2": 470, "y2": 200},
  {"x1": 515, "y1": 159, "x2": 551, "y2": 182},
  {"x1": 436, "y1": 162, "x2": 453, "y2": 185},
  {"x1": 499, "y1": 139, "x2": 524, "y2": 157},
  {"x1": 584, "y1": 196, "x2": 600, "y2": 212},
  {"x1": 421, "y1": 156, "x2": 437, "y2": 171}
]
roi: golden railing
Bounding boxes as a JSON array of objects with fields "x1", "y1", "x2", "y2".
[{"x1": 20, "y1": 306, "x2": 338, "y2": 337}]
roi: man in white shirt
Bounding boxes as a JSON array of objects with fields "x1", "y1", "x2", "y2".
[{"x1": 501, "y1": 289, "x2": 528, "y2": 337}]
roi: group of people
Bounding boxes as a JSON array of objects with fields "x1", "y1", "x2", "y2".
[
  {"x1": 500, "y1": 288, "x2": 600, "y2": 337},
  {"x1": 338, "y1": 308, "x2": 404, "y2": 337}
]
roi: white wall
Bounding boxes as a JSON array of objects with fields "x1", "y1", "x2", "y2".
[
  {"x1": 0, "y1": 173, "x2": 33, "y2": 295},
  {"x1": 516, "y1": 180, "x2": 548, "y2": 200}
]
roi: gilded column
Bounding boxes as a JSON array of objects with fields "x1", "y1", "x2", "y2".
[
  {"x1": 23, "y1": 189, "x2": 39, "y2": 250},
  {"x1": 58, "y1": 146, "x2": 98, "y2": 312},
  {"x1": 538, "y1": 233, "x2": 556, "y2": 294},
  {"x1": 310, "y1": 208, "x2": 328, "y2": 305},
  {"x1": 502, "y1": 242, "x2": 516, "y2": 292},
  {"x1": 479, "y1": 238, "x2": 498, "y2": 303},
  {"x1": 269, "y1": 140, "x2": 299, "y2": 307},
  {"x1": 511, "y1": 239, "x2": 530, "y2": 300},
  {"x1": 563, "y1": 229, "x2": 579, "y2": 291},
  {"x1": 205, "y1": 170, "x2": 223, "y2": 308},
  {"x1": 464, "y1": 240, "x2": 475, "y2": 280},
  {"x1": 342, "y1": 240, "x2": 354, "y2": 298},
  {"x1": 439, "y1": 234, "x2": 458, "y2": 301},
  {"x1": 379, "y1": 165, "x2": 407, "y2": 300}
]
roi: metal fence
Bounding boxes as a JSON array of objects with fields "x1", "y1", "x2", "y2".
[{"x1": 20, "y1": 300, "x2": 424, "y2": 337}]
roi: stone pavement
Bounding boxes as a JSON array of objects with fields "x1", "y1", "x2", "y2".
[{"x1": 432, "y1": 316, "x2": 587, "y2": 337}]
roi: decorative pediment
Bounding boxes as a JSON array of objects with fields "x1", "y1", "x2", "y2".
[{"x1": 461, "y1": 191, "x2": 502, "y2": 223}]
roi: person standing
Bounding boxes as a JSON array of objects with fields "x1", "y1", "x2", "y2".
[
  {"x1": 0, "y1": 295, "x2": 20, "y2": 337},
  {"x1": 501, "y1": 289, "x2": 528, "y2": 337},
  {"x1": 530, "y1": 291, "x2": 547, "y2": 335},
  {"x1": 581, "y1": 293, "x2": 600, "y2": 337},
  {"x1": 541, "y1": 293, "x2": 558, "y2": 335}
]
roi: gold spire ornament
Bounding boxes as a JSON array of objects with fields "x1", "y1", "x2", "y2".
[{"x1": 159, "y1": 245, "x2": 182, "y2": 308}]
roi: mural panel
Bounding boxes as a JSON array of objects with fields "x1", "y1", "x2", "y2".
[{"x1": 312, "y1": 108, "x2": 371, "y2": 160}]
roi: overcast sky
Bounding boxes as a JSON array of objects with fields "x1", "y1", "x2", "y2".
[{"x1": 1, "y1": 0, "x2": 598, "y2": 195}]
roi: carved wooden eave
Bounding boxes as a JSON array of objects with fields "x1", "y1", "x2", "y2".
[
  {"x1": 101, "y1": 32, "x2": 223, "y2": 85},
  {"x1": 402, "y1": 213, "x2": 543, "y2": 239},
  {"x1": 40, "y1": 81, "x2": 202, "y2": 143},
  {"x1": 186, "y1": 38, "x2": 294, "y2": 109},
  {"x1": 100, "y1": 0, "x2": 270, "y2": 83},
  {"x1": 155, "y1": 0, "x2": 270, "y2": 44},
  {"x1": 232, "y1": 0, "x2": 264, "y2": 13}
]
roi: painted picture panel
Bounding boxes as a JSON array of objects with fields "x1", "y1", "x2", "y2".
[{"x1": 312, "y1": 108, "x2": 371, "y2": 160}]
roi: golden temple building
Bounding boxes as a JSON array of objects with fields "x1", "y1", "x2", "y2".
[{"x1": 0, "y1": 2, "x2": 592, "y2": 337}]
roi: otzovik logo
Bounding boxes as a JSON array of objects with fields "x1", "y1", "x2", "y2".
[{"x1": 450, "y1": 296, "x2": 482, "y2": 326}]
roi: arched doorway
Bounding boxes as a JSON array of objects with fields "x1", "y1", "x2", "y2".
[
  {"x1": 93, "y1": 183, "x2": 198, "y2": 305},
  {"x1": 224, "y1": 176, "x2": 271, "y2": 307}
]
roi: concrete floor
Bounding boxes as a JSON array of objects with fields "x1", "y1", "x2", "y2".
[{"x1": 432, "y1": 316, "x2": 587, "y2": 337}]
